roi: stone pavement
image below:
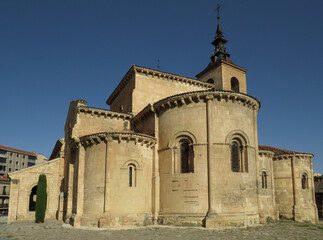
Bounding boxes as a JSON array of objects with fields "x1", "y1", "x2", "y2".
[{"x1": 0, "y1": 218, "x2": 322, "y2": 240}]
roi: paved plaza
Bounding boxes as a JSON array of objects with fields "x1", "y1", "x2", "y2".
[{"x1": 0, "y1": 217, "x2": 323, "y2": 240}]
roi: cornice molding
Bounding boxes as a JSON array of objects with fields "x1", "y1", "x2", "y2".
[
  {"x1": 106, "y1": 65, "x2": 213, "y2": 105},
  {"x1": 78, "y1": 106, "x2": 132, "y2": 120},
  {"x1": 132, "y1": 90, "x2": 261, "y2": 126},
  {"x1": 154, "y1": 90, "x2": 260, "y2": 112},
  {"x1": 79, "y1": 131, "x2": 157, "y2": 148},
  {"x1": 273, "y1": 154, "x2": 313, "y2": 161},
  {"x1": 258, "y1": 150, "x2": 275, "y2": 158}
]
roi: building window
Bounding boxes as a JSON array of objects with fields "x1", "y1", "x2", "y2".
[
  {"x1": 262, "y1": 171, "x2": 268, "y2": 189},
  {"x1": 170, "y1": 132, "x2": 196, "y2": 174},
  {"x1": 128, "y1": 164, "x2": 136, "y2": 187},
  {"x1": 28, "y1": 162, "x2": 35, "y2": 167},
  {"x1": 231, "y1": 77, "x2": 239, "y2": 92},
  {"x1": 16, "y1": 161, "x2": 19, "y2": 165},
  {"x1": 302, "y1": 173, "x2": 308, "y2": 189},
  {"x1": 2, "y1": 186, "x2": 6, "y2": 195},
  {"x1": 231, "y1": 141, "x2": 240, "y2": 172},
  {"x1": 29, "y1": 186, "x2": 38, "y2": 211},
  {"x1": 231, "y1": 136, "x2": 248, "y2": 172},
  {"x1": 179, "y1": 139, "x2": 194, "y2": 173},
  {"x1": 207, "y1": 78, "x2": 214, "y2": 84},
  {"x1": 22, "y1": 162, "x2": 24, "y2": 166},
  {"x1": 9, "y1": 168, "x2": 11, "y2": 172},
  {"x1": 9, "y1": 160, "x2": 12, "y2": 164}
]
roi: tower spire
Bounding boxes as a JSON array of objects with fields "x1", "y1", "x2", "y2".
[{"x1": 210, "y1": 5, "x2": 232, "y2": 65}]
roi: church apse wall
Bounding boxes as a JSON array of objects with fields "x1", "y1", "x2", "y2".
[
  {"x1": 205, "y1": 92, "x2": 260, "y2": 227},
  {"x1": 67, "y1": 132, "x2": 156, "y2": 227},
  {"x1": 257, "y1": 150, "x2": 277, "y2": 223},
  {"x1": 155, "y1": 90, "x2": 261, "y2": 227},
  {"x1": 273, "y1": 154, "x2": 317, "y2": 223},
  {"x1": 157, "y1": 97, "x2": 208, "y2": 226}
]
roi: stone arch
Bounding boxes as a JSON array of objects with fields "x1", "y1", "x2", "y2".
[
  {"x1": 301, "y1": 172, "x2": 309, "y2": 189},
  {"x1": 121, "y1": 159, "x2": 141, "y2": 188},
  {"x1": 225, "y1": 130, "x2": 250, "y2": 146},
  {"x1": 261, "y1": 170, "x2": 268, "y2": 189},
  {"x1": 121, "y1": 159, "x2": 141, "y2": 170},
  {"x1": 128, "y1": 164, "x2": 136, "y2": 187},
  {"x1": 168, "y1": 131, "x2": 197, "y2": 148},
  {"x1": 231, "y1": 77, "x2": 239, "y2": 92},
  {"x1": 226, "y1": 130, "x2": 249, "y2": 173},
  {"x1": 29, "y1": 185, "x2": 38, "y2": 211},
  {"x1": 27, "y1": 178, "x2": 50, "y2": 213},
  {"x1": 207, "y1": 78, "x2": 214, "y2": 84},
  {"x1": 169, "y1": 131, "x2": 196, "y2": 174}
]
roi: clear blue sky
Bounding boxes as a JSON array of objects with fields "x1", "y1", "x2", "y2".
[{"x1": 0, "y1": 0, "x2": 322, "y2": 173}]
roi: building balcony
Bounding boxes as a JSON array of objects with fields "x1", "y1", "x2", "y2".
[
  {"x1": 0, "y1": 204, "x2": 9, "y2": 209},
  {"x1": 0, "y1": 162, "x2": 6, "y2": 166},
  {"x1": 0, "y1": 153, "x2": 7, "y2": 158}
]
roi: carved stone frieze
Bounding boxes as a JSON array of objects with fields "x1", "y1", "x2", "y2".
[{"x1": 79, "y1": 131, "x2": 157, "y2": 148}]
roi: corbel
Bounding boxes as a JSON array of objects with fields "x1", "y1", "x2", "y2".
[{"x1": 205, "y1": 94, "x2": 214, "y2": 102}]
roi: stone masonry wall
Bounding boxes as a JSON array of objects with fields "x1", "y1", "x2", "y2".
[
  {"x1": 8, "y1": 158, "x2": 62, "y2": 223},
  {"x1": 257, "y1": 151, "x2": 277, "y2": 223}
]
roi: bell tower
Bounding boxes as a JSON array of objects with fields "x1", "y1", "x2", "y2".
[{"x1": 196, "y1": 6, "x2": 247, "y2": 94}]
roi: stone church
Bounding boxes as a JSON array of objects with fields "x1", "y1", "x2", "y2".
[{"x1": 8, "y1": 15, "x2": 318, "y2": 228}]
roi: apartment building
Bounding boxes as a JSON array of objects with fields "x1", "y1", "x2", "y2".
[
  {"x1": 0, "y1": 175, "x2": 10, "y2": 215},
  {"x1": 0, "y1": 145, "x2": 47, "y2": 175}
]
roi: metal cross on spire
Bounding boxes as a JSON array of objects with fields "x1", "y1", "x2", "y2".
[
  {"x1": 210, "y1": 3, "x2": 232, "y2": 65},
  {"x1": 216, "y1": 4, "x2": 221, "y2": 20}
]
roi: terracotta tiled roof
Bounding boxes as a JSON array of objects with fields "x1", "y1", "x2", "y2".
[
  {"x1": 0, "y1": 144, "x2": 36, "y2": 156},
  {"x1": 258, "y1": 145, "x2": 312, "y2": 156}
]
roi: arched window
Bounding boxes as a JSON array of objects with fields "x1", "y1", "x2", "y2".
[
  {"x1": 169, "y1": 132, "x2": 196, "y2": 174},
  {"x1": 231, "y1": 77, "x2": 239, "y2": 92},
  {"x1": 29, "y1": 185, "x2": 37, "y2": 211},
  {"x1": 231, "y1": 141, "x2": 240, "y2": 172},
  {"x1": 180, "y1": 139, "x2": 194, "y2": 173},
  {"x1": 128, "y1": 164, "x2": 136, "y2": 187},
  {"x1": 231, "y1": 136, "x2": 248, "y2": 173},
  {"x1": 302, "y1": 173, "x2": 308, "y2": 189},
  {"x1": 262, "y1": 171, "x2": 268, "y2": 189},
  {"x1": 207, "y1": 78, "x2": 214, "y2": 84}
]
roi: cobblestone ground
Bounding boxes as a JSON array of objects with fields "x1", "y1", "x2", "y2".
[{"x1": 0, "y1": 217, "x2": 323, "y2": 240}]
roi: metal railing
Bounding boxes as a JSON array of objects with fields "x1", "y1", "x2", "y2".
[{"x1": 0, "y1": 204, "x2": 9, "y2": 208}]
